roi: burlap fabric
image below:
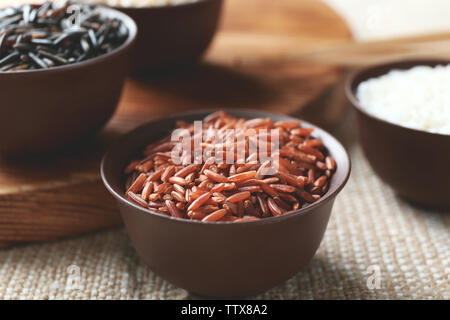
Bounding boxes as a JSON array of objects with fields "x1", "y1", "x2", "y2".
[{"x1": 0, "y1": 113, "x2": 448, "y2": 300}]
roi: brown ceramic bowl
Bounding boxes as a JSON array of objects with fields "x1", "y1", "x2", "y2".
[
  {"x1": 101, "y1": 109, "x2": 351, "y2": 298},
  {"x1": 114, "y1": 0, "x2": 223, "y2": 73},
  {"x1": 0, "y1": 6, "x2": 137, "y2": 157},
  {"x1": 346, "y1": 59, "x2": 450, "y2": 208}
]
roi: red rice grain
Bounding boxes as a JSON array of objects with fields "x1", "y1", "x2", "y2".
[
  {"x1": 124, "y1": 160, "x2": 140, "y2": 174},
  {"x1": 127, "y1": 173, "x2": 147, "y2": 194},
  {"x1": 270, "y1": 184, "x2": 296, "y2": 193},
  {"x1": 161, "y1": 165, "x2": 175, "y2": 182},
  {"x1": 187, "y1": 192, "x2": 211, "y2": 211},
  {"x1": 226, "y1": 191, "x2": 251, "y2": 203},
  {"x1": 127, "y1": 191, "x2": 149, "y2": 208},
  {"x1": 168, "y1": 176, "x2": 188, "y2": 186},
  {"x1": 228, "y1": 171, "x2": 256, "y2": 182},
  {"x1": 165, "y1": 200, "x2": 184, "y2": 218},
  {"x1": 260, "y1": 183, "x2": 279, "y2": 197},
  {"x1": 141, "y1": 181, "x2": 153, "y2": 201},
  {"x1": 171, "y1": 191, "x2": 186, "y2": 203},
  {"x1": 202, "y1": 209, "x2": 228, "y2": 222},
  {"x1": 256, "y1": 194, "x2": 269, "y2": 217},
  {"x1": 326, "y1": 156, "x2": 336, "y2": 171},
  {"x1": 204, "y1": 169, "x2": 229, "y2": 183},
  {"x1": 267, "y1": 197, "x2": 283, "y2": 216}
]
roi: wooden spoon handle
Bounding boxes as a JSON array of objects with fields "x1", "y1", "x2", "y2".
[{"x1": 209, "y1": 31, "x2": 450, "y2": 67}]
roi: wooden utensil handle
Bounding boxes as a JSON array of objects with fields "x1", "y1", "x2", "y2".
[{"x1": 210, "y1": 31, "x2": 450, "y2": 67}]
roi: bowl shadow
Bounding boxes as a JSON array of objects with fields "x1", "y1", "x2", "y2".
[{"x1": 131, "y1": 62, "x2": 280, "y2": 107}]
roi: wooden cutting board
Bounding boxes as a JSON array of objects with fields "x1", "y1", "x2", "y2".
[{"x1": 0, "y1": 0, "x2": 352, "y2": 248}]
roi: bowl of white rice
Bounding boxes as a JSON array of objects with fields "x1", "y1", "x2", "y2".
[
  {"x1": 84, "y1": 0, "x2": 223, "y2": 72},
  {"x1": 346, "y1": 60, "x2": 450, "y2": 208}
]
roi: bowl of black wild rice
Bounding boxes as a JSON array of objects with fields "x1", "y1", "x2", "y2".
[{"x1": 0, "y1": 1, "x2": 137, "y2": 156}]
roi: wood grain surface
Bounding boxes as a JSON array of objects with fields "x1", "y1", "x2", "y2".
[{"x1": 0, "y1": 0, "x2": 352, "y2": 247}]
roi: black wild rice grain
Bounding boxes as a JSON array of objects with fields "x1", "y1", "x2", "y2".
[{"x1": 0, "y1": 1, "x2": 128, "y2": 72}]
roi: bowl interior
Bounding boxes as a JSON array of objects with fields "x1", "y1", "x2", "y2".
[{"x1": 101, "y1": 109, "x2": 351, "y2": 225}]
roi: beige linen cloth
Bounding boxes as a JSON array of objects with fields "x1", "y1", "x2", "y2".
[{"x1": 0, "y1": 112, "x2": 448, "y2": 300}]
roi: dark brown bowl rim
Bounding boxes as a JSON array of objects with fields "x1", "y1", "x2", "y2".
[
  {"x1": 100, "y1": 109, "x2": 351, "y2": 226},
  {"x1": 111, "y1": 0, "x2": 218, "y2": 11},
  {"x1": 345, "y1": 59, "x2": 450, "y2": 137},
  {"x1": 0, "y1": 4, "x2": 137, "y2": 75}
]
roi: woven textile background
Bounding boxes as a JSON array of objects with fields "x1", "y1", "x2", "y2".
[{"x1": 0, "y1": 113, "x2": 448, "y2": 300}]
